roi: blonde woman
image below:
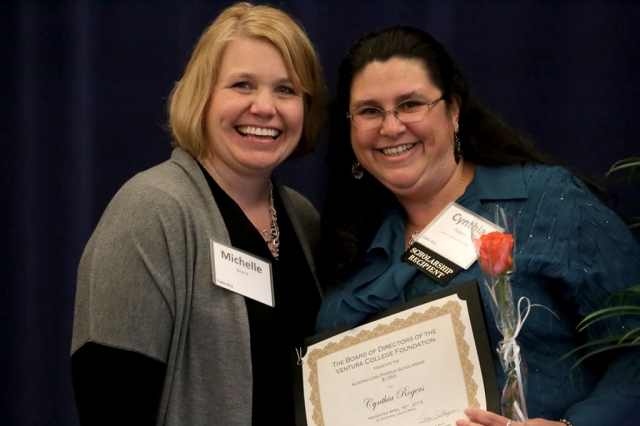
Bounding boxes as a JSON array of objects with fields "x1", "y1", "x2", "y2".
[{"x1": 71, "y1": 3, "x2": 325, "y2": 425}]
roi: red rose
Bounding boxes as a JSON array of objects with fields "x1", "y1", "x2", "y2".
[{"x1": 474, "y1": 231, "x2": 514, "y2": 275}]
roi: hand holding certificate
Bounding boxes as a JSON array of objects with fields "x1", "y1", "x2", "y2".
[{"x1": 300, "y1": 281, "x2": 498, "y2": 426}]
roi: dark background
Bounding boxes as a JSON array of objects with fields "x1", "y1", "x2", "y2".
[{"x1": 2, "y1": 1, "x2": 639, "y2": 424}]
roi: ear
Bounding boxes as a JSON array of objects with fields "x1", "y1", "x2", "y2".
[{"x1": 448, "y1": 94, "x2": 461, "y2": 132}]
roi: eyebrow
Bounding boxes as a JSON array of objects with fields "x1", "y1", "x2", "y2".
[{"x1": 351, "y1": 91, "x2": 425, "y2": 110}]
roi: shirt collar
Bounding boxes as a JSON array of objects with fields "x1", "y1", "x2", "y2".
[
  {"x1": 472, "y1": 163, "x2": 529, "y2": 201},
  {"x1": 368, "y1": 163, "x2": 529, "y2": 253}
]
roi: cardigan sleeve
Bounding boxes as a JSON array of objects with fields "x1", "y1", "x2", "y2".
[{"x1": 71, "y1": 176, "x2": 183, "y2": 363}]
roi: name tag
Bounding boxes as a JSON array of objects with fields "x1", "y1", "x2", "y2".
[
  {"x1": 402, "y1": 203, "x2": 501, "y2": 285},
  {"x1": 210, "y1": 240, "x2": 275, "y2": 307}
]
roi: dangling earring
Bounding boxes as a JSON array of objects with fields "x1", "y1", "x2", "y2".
[
  {"x1": 351, "y1": 161, "x2": 364, "y2": 179},
  {"x1": 454, "y1": 134, "x2": 462, "y2": 164}
]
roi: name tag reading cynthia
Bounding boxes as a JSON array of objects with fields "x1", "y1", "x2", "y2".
[
  {"x1": 210, "y1": 240, "x2": 275, "y2": 307},
  {"x1": 402, "y1": 203, "x2": 501, "y2": 286}
]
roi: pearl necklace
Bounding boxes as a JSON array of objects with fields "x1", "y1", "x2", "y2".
[
  {"x1": 198, "y1": 158, "x2": 280, "y2": 259},
  {"x1": 407, "y1": 165, "x2": 466, "y2": 247}
]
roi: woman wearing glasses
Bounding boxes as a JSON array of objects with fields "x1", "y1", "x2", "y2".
[{"x1": 315, "y1": 26, "x2": 640, "y2": 426}]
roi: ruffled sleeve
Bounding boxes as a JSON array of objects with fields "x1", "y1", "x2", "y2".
[{"x1": 315, "y1": 208, "x2": 419, "y2": 331}]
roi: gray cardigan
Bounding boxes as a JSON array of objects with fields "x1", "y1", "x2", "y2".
[{"x1": 71, "y1": 148, "x2": 321, "y2": 425}]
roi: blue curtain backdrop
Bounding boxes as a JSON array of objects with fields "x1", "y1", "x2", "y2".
[{"x1": 2, "y1": 1, "x2": 639, "y2": 424}]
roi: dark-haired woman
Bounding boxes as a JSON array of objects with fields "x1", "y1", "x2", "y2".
[{"x1": 315, "y1": 26, "x2": 640, "y2": 426}]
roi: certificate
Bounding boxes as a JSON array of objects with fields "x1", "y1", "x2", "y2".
[{"x1": 300, "y1": 280, "x2": 498, "y2": 426}]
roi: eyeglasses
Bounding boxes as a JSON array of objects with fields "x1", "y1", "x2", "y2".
[{"x1": 347, "y1": 97, "x2": 444, "y2": 130}]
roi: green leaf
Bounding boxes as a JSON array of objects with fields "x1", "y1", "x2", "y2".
[
  {"x1": 606, "y1": 285, "x2": 640, "y2": 304},
  {"x1": 605, "y1": 157, "x2": 640, "y2": 177},
  {"x1": 559, "y1": 333, "x2": 639, "y2": 367},
  {"x1": 576, "y1": 306, "x2": 640, "y2": 332},
  {"x1": 627, "y1": 217, "x2": 640, "y2": 228},
  {"x1": 605, "y1": 171, "x2": 640, "y2": 184},
  {"x1": 570, "y1": 341, "x2": 638, "y2": 369},
  {"x1": 559, "y1": 335, "x2": 632, "y2": 362},
  {"x1": 618, "y1": 326, "x2": 640, "y2": 344}
]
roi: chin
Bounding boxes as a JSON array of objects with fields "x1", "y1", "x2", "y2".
[{"x1": 380, "y1": 179, "x2": 419, "y2": 196}]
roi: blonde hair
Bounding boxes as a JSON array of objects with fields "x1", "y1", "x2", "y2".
[{"x1": 168, "y1": 2, "x2": 326, "y2": 158}]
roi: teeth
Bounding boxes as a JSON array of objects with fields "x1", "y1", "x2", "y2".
[
  {"x1": 382, "y1": 143, "x2": 415, "y2": 156},
  {"x1": 237, "y1": 126, "x2": 280, "y2": 138}
]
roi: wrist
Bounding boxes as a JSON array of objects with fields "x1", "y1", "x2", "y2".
[{"x1": 559, "y1": 419, "x2": 573, "y2": 426}]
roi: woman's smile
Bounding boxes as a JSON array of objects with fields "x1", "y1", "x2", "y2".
[
  {"x1": 236, "y1": 125, "x2": 281, "y2": 140},
  {"x1": 380, "y1": 143, "x2": 416, "y2": 157}
]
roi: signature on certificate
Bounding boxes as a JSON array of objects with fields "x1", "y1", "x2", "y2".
[{"x1": 419, "y1": 408, "x2": 459, "y2": 424}]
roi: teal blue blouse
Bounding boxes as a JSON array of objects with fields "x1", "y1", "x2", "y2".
[{"x1": 316, "y1": 163, "x2": 640, "y2": 424}]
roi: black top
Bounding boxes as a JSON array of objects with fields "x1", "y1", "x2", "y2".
[
  {"x1": 71, "y1": 166, "x2": 320, "y2": 425},
  {"x1": 203, "y1": 167, "x2": 321, "y2": 425}
]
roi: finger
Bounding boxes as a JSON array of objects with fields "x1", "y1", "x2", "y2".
[
  {"x1": 455, "y1": 420, "x2": 483, "y2": 426},
  {"x1": 455, "y1": 421, "x2": 479, "y2": 426},
  {"x1": 463, "y1": 408, "x2": 516, "y2": 426}
]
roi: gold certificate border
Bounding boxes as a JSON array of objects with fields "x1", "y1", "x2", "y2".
[{"x1": 306, "y1": 300, "x2": 479, "y2": 426}]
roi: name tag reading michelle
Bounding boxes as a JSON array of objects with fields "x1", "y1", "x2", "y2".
[
  {"x1": 402, "y1": 203, "x2": 501, "y2": 285},
  {"x1": 210, "y1": 240, "x2": 274, "y2": 307}
]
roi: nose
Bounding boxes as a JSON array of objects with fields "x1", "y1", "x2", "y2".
[
  {"x1": 250, "y1": 90, "x2": 276, "y2": 117},
  {"x1": 379, "y1": 111, "x2": 405, "y2": 137}
]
